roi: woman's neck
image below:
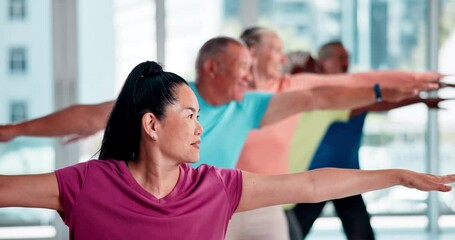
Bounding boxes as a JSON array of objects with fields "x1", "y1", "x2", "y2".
[{"x1": 128, "y1": 151, "x2": 180, "y2": 199}]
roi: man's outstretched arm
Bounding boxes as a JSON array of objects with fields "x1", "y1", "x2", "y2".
[
  {"x1": 349, "y1": 97, "x2": 454, "y2": 116},
  {"x1": 0, "y1": 101, "x2": 114, "y2": 142},
  {"x1": 290, "y1": 71, "x2": 443, "y2": 90},
  {"x1": 259, "y1": 83, "x2": 425, "y2": 127}
]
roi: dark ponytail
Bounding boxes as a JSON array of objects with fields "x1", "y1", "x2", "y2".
[{"x1": 99, "y1": 61, "x2": 188, "y2": 161}]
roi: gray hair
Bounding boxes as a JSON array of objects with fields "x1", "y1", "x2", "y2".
[
  {"x1": 195, "y1": 36, "x2": 245, "y2": 76},
  {"x1": 240, "y1": 26, "x2": 274, "y2": 48}
]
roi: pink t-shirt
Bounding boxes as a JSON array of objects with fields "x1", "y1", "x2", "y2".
[
  {"x1": 236, "y1": 76, "x2": 302, "y2": 174},
  {"x1": 236, "y1": 76, "x2": 349, "y2": 175},
  {"x1": 55, "y1": 160, "x2": 242, "y2": 240}
]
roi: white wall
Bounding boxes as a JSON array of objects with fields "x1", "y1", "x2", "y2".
[
  {"x1": 78, "y1": 0, "x2": 116, "y2": 103},
  {"x1": 0, "y1": 0, "x2": 53, "y2": 123}
]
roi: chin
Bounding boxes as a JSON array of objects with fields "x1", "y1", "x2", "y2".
[
  {"x1": 266, "y1": 68, "x2": 281, "y2": 79},
  {"x1": 234, "y1": 92, "x2": 245, "y2": 101},
  {"x1": 234, "y1": 96, "x2": 244, "y2": 102},
  {"x1": 188, "y1": 155, "x2": 200, "y2": 163}
]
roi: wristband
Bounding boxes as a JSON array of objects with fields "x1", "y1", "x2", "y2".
[{"x1": 373, "y1": 83, "x2": 383, "y2": 103}]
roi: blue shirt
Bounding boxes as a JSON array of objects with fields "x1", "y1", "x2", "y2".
[
  {"x1": 309, "y1": 113, "x2": 367, "y2": 170},
  {"x1": 189, "y1": 82, "x2": 273, "y2": 168}
]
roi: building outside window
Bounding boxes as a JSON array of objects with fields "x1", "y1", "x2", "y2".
[
  {"x1": 9, "y1": 0, "x2": 26, "y2": 20},
  {"x1": 9, "y1": 47, "x2": 27, "y2": 73},
  {"x1": 10, "y1": 101, "x2": 27, "y2": 123}
]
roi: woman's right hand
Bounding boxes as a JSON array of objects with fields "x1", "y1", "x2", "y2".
[{"x1": 399, "y1": 170, "x2": 455, "y2": 192}]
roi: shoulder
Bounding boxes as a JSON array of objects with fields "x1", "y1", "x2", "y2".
[
  {"x1": 194, "y1": 164, "x2": 241, "y2": 183},
  {"x1": 56, "y1": 159, "x2": 124, "y2": 176},
  {"x1": 185, "y1": 164, "x2": 241, "y2": 181},
  {"x1": 84, "y1": 159, "x2": 124, "y2": 170},
  {"x1": 241, "y1": 92, "x2": 273, "y2": 108},
  {"x1": 243, "y1": 91, "x2": 273, "y2": 99}
]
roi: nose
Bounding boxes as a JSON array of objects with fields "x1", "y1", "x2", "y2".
[
  {"x1": 195, "y1": 120, "x2": 203, "y2": 136},
  {"x1": 244, "y1": 68, "x2": 253, "y2": 83}
]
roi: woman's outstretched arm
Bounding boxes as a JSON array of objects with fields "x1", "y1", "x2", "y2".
[
  {"x1": 0, "y1": 173, "x2": 62, "y2": 210},
  {"x1": 236, "y1": 168, "x2": 455, "y2": 212}
]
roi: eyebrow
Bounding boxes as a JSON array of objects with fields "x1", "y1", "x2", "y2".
[{"x1": 184, "y1": 107, "x2": 200, "y2": 113}]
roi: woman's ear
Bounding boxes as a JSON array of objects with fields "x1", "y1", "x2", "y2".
[{"x1": 142, "y1": 112, "x2": 158, "y2": 141}]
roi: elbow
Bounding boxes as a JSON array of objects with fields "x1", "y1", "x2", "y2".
[{"x1": 303, "y1": 172, "x2": 322, "y2": 203}]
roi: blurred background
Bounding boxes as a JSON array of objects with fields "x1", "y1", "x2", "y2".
[{"x1": 0, "y1": 0, "x2": 454, "y2": 239}]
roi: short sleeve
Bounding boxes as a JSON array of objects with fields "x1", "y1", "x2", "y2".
[
  {"x1": 215, "y1": 168, "x2": 243, "y2": 215},
  {"x1": 54, "y1": 161, "x2": 90, "y2": 224},
  {"x1": 242, "y1": 92, "x2": 273, "y2": 129}
]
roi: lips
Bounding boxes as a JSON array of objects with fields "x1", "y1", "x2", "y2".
[
  {"x1": 238, "y1": 82, "x2": 249, "y2": 89},
  {"x1": 191, "y1": 140, "x2": 201, "y2": 149}
]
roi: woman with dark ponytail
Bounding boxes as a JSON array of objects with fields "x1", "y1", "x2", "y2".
[
  {"x1": 99, "y1": 61, "x2": 188, "y2": 161},
  {"x1": 1, "y1": 61, "x2": 455, "y2": 240}
]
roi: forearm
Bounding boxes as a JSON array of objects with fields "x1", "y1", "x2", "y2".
[
  {"x1": 356, "y1": 70, "x2": 441, "y2": 88},
  {"x1": 302, "y1": 168, "x2": 401, "y2": 203},
  {"x1": 4, "y1": 101, "x2": 113, "y2": 139},
  {"x1": 14, "y1": 106, "x2": 92, "y2": 137},
  {"x1": 261, "y1": 86, "x2": 376, "y2": 127},
  {"x1": 368, "y1": 97, "x2": 423, "y2": 111},
  {"x1": 351, "y1": 71, "x2": 416, "y2": 87},
  {"x1": 311, "y1": 86, "x2": 377, "y2": 110},
  {"x1": 289, "y1": 73, "x2": 353, "y2": 90}
]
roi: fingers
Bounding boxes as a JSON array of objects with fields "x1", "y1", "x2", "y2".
[
  {"x1": 418, "y1": 72, "x2": 444, "y2": 82},
  {"x1": 398, "y1": 82, "x2": 439, "y2": 94},
  {"x1": 423, "y1": 174, "x2": 455, "y2": 192},
  {"x1": 415, "y1": 82, "x2": 440, "y2": 91},
  {"x1": 441, "y1": 74, "x2": 455, "y2": 79},
  {"x1": 436, "y1": 184, "x2": 452, "y2": 192},
  {"x1": 437, "y1": 174, "x2": 455, "y2": 184}
]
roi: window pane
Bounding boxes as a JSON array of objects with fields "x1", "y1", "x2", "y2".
[
  {"x1": 165, "y1": 0, "x2": 223, "y2": 79},
  {"x1": 438, "y1": 0, "x2": 455, "y2": 215},
  {"x1": 9, "y1": 47, "x2": 27, "y2": 73},
  {"x1": 221, "y1": 0, "x2": 241, "y2": 35},
  {"x1": 258, "y1": 0, "x2": 344, "y2": 54},
  {"x1": 0, "y1": 0, "x2": 55, "y2": 238},
  {"x1": 9, "y1": 0, "x2": 26, "y2": 20},
  {"x1": 10, "y1": 101, "x2": 27, "y2": 122}
]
